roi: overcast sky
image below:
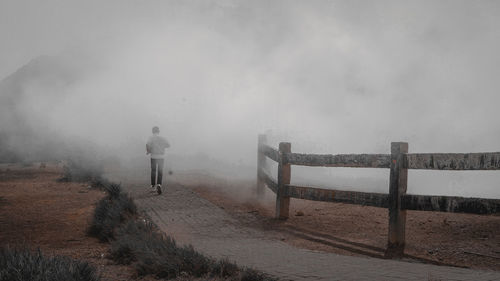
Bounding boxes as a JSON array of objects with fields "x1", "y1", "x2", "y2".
[{"x1": 1, "y1": 0, "x2": 500, "y2": 197}]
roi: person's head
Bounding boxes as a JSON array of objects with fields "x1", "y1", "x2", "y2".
[{"x1": 152, "y1": 126, "x2": 160, "y2": 134}]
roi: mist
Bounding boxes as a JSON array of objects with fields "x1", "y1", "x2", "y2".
[{"x1": 1, "y1": 0, "x2": 500, "y2": 198}]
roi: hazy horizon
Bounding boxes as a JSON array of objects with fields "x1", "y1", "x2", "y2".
[{"x1": 1, "y1": 0, "x2": 500, "y2": 198}]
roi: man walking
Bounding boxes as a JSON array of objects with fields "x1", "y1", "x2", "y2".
[{"x1": 146, "y1": 126, "x2": 170, "y2": 194}]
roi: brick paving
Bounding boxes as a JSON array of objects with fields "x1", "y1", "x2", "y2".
[{"x1": 123, "y1": 181, "x2": 500, "y2": 281}]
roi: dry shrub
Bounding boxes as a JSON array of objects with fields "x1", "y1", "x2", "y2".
[
  {"x1": 0, "y1": 246, "x2": 100, "y2": 281},
  {"x1": 111, "y1": 219, "x2": 212, "y2": 278},
  {"x1": 59, "y1": 158, "x2": 104, "y2": 183},
  {"x1": 87, "y1": 183, "x2": 137, "y2": 242}
]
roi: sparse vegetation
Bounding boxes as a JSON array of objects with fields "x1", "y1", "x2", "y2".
[
  {"x1": 89, "y1": 176, "x2": 112, "y2": 190},
  {"x1": 59, "y1": 157, "x2": 104, "y2": 183},
  {"x1": 0, "y1": 246, "x2": 100, "y2": 281},
  {"x1": 111, "y1": 219, "x2": 214, "y2": 278},
  {"x1": 87, "y1": 183, "x2": 137, "y2": 242},
  {"x1": 240, "y1": 268, "x2": 274, "y2": 281}
]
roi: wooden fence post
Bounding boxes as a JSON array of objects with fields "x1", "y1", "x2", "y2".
[
  {"x1": 276, "y1": 142, "x2": 291, "y2": 219},
  {"x1": 386, "y1": 142, "x2": 409, "y2": 258},
  {"x1": 257, "y1": 134, "x2": 267, "y2": 199}
]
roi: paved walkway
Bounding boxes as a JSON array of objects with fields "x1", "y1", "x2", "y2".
[{"x1": 124, "y1": 182, "x2": 500, "y2": 281}]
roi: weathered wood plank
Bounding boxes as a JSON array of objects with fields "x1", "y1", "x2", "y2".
[
  {"x1": 259, "y1": 144, "x2": 280, "y2": 162},
  {"x1": 258, "y1": 169, "x2": 278, "y2": 193},
  {"x1": 276, "y1": 142, "x2": 291, "y2": 219},
  {"x1": 386, "y1": 142, "x2": 408, "y2": 258},
  {"x1": 286, "y1": 153, "x2": 391, "y2": 168},
  {"x1": 256, "y1": 134, "x2": 267, "y2": 198},
  {"x1": 407, "y1": 152, "x2": 500, "y2": 170},
  {"x1": 402, "y1": 194, "x2": 500, "y2": 214},
  {"x1": 286, "y1": 185, "x2": 388, "y2": 208}
]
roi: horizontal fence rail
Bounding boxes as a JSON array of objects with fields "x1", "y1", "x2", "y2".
[
  {"x1": 402, "y1": 194, "x2": 500, "y2": 214},
  {"x1": 257, "y1": 169, "x2": 278, "y2": 193},
  {"x1": 286, "y1": 153, "x2": 391, "y2": 168},
  {"x1": 286, "y1": 185, "x2": 389, "y2": 208},
  {"x1": 256, "y1": 134, "x2": 500, "y2": 258},
  {"x1": 406, "y1": 152, "x2": 500, "y2": 170},
  {"x1": 259, "y1": 144, "x2": 280, "y2": 162}
]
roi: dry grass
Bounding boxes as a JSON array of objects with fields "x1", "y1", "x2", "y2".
[{"x1": 0, "y1": 246, "x2": 100, "y2": 281}]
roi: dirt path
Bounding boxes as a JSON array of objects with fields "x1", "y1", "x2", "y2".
[{"x1": 123, "y1": 178, "x2": 500, "y2": 281}]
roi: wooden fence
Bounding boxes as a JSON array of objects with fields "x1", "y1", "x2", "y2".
[{"x1": 256, "y1": 134, "x2": 500, "y2": 258}]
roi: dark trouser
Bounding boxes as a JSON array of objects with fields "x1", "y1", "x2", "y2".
[{"x1": 151, "y1": 158, "x2": 164, "y2": 186}]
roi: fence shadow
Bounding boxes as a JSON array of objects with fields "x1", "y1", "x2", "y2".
[{"x1": 281, "y1": 225, "x2": 467, "y2": 268}]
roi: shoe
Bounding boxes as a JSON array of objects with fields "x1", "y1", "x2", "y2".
[
  {"x1": 156, "y1": 184, "x2": 162, "y2": 195},
  {"x1": 151, "y1": 185, "x2": 157, "y2": 192}
]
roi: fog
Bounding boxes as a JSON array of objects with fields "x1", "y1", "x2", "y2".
[{"x1": 1, "y1": 0, "x2": 500, "y2": 198}]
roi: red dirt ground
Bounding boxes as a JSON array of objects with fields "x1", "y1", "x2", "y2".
[
  {"x1": 174, "y1": 173, "x2": 500, "y2": 271},
  {"x1": 0, "y1": 164, "x2": 157, "y2": 281}
]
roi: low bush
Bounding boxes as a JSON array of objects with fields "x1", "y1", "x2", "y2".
[
  {"x1": 0, "y1": 246, "x2": 100, "y2": 281},
  {"x1": 59, "y1": 158, "x2": 104, "y2": 183},
  {"x1": 210, "y1": 258, "x2": 240, "y2": 278},
  {"x1": 109, "y1": 219, "x2": 155, "y2": 265},
  {"x1": 111, "y1": 219, "x2": 212, "y2": 278},
  {"x1": 104, "y1": 182, "x2": 122, "y2": 199},
  {"x1": 89, "y1": 176, "x2": 111, "y2": 190},
  {"x1": 134, "y1": 239, "x2": 213, "y2": 279},
  {"x1": 240, "y1": 268, "x2": 275, "y2": 281},
  {"x1": 87, "y1": 184, "x2": 137, "y2": 242}
]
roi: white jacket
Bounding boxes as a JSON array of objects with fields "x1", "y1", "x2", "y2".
[{"x1": 146, "y1": 133, "x2": 170, "y2": 159}]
